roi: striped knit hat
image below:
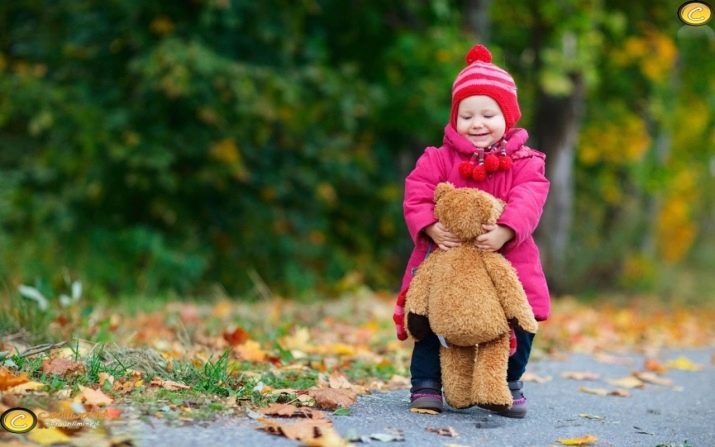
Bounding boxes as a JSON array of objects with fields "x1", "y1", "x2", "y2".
[{"x1": 450, "y1": 44, "x2": 521, "y2": 130}]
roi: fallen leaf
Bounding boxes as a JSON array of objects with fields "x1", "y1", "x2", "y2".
[
  {"x1": 426, "y1": 426, "x2": 459, "y2": 437},
  {"x1": 257, "y1": 417, "x2": 333, "y2": 442},
  {"x1": 77, "y1": 385, "x2": 114, "y2": 406},
  {"x1": 370, "y1": 429, "x2": 405, "y2": 442},
  {"x1": 633, "y1": 371, "x2": 673, "y2": 386},
  {"x1": 234, "y1": 340, "x2": 267, "y2": 362},
  {"x1": 579, "y1": 386, "x2": 630, "y2": 397},
  {"x1": 644, "y1": 358, "x2": 668, "y2": 373},
  {"x1": 328, "y1": 371, "x2": 354, "y2": 390},
  {"x1": 7, "y1": 381, "x2": 45, "y2": 393},
  {"x1": 150, "y1": 377, "x2": 190, "y2": 390},
  {"x1": 279, "y1": 327, "x2": 312, "y2": 352},
  {"x1": 98, "y1": 372, "x2": 115, "y2": 387},
  {"x1": 410, "y1": 407, "x2": 439, "y2": 415},
  {"x1": 557, "y1": 434, "x2": 598, "y2": 445},
  {"x1": 302, "y1": 426, "x2": 352, "y2": 447},
  {"x1": 27, "y1": 427, "x2": 72, "y2": 446},
  {"x1": 308, "y1": 388, "x2": 357, "y2": 411},
  {"x1": 222, "y1": 326, "x2": 250, "y2": 346},
  {"x1": 0, "y1": 367, "x2": 29, "y2": 390},
  {"x1": 522, "y1": 372, "x2": 552, "y2": 383},
  {"x1": 259, "y1": 403, "x2": 326, "y2": 419},
  {"x1": 633, "y1": 425, "x2": 654, "y2": 435},
  {"x1": 609, "y1": 388, "x2": 631, "y2": 397},
  {"x1": 578, "y1": 413, "x2": 604, "y2": 420},
  {"x1": 594, "y1": 353, "x2": 633, "y2": 365},
  {"x1": 41, "y1": 358, "x2": 85, "y2": 377},
  {"x1": 562, "y1": 371, "x2": 600, "y2": 381},
  {"x1": 607, "y1": 376, "x2": 644, "y2": 389},
  {"x1": 666, "y1": 356, "x2": 703, "y2": 371}
]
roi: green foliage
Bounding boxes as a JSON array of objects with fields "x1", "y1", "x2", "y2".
[{"x1": 0, "y1": 1, "x2": 713, "y2": 298}]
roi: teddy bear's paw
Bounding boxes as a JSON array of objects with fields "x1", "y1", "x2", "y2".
[
  {"x1": 509, "y1": 317, "x2": 538, "y2": 335},
  {"x1": 407, "y1": 313, "x2": 431, "y2": 341}
]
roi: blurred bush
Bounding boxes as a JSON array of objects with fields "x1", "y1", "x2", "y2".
[{"x1": 0, "y1": 1, "x2": 713, "y2": 299}]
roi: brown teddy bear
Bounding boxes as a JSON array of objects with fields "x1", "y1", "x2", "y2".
[{"x1": 404, "y1": 182, "x2": 538, "y2": 410}]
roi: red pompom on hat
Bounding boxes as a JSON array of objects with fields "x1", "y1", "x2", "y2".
[
  {"x1": 450, "y1": 44, "x2": 521, "y2": 131},
  {"x1": 466, "y1": 44, "x2": 492, "y2": 64}
]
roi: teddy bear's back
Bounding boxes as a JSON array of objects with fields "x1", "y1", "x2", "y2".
[{"x1": 428, "y1": 247, "x2": 510, "y2": 346}]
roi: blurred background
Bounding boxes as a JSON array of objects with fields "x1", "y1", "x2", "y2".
[{"x1": 0, "y1": 0, "x2": 713, "y2": 302}]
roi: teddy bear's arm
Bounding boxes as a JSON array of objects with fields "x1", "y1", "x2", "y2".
[
  {"x1": 404, "y1": 253, "x2": 440, "y2": 340},
  {"x1": 481, "y1": 252, "x2": 538, "y2": 334}
]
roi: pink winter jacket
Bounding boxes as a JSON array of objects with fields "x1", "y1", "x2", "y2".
[{"x1": 393, "y1": 124, "x2": 551, "y2": 340}]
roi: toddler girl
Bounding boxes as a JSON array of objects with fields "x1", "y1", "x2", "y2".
[{"x1": 393, "y1": 44, "x2": 550, "y2": 418}]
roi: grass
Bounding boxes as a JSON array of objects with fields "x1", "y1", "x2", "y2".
[{"x1": 3, "y1": 278, "x2": 714, "y2": 425}]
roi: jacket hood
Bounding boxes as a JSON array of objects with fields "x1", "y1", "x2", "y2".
[{"x1": 443, "y1": 124, "x2": 529, "y2": 157}]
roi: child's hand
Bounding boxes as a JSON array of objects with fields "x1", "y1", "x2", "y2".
[
  {"x1": 475, "y1": 224, "x2": 514, "y2": 252},
  {"x1": 425, "y1": 222, "x2": 462, "y2": 251}
]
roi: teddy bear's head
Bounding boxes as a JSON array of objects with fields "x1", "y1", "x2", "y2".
[{"x1": 433, "y1": 182, "x2": 505, "y2": 241}]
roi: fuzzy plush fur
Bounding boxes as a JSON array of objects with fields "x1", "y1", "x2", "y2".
[{"x1": 404, "y1": 182, "x2": 538, "y2": 410}]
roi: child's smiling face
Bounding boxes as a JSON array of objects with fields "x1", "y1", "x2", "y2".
[{"x1": 455, "y1": 95, "x2": 506, "y2": 148}]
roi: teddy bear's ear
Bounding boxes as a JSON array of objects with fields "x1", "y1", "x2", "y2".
[{"x1": 434, "y1": 182, "x2": 455, "y2": 202}]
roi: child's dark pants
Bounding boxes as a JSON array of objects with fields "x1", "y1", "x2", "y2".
[{"x1": 410, "y1": 327, "x2": 535, "y2": 389}]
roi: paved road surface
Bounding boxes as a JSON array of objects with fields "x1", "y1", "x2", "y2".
[{"x1": 113, "y1": 349, "x2": 714, "y2": 447}]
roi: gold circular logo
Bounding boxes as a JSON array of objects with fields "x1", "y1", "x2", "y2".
[
  {"x1": 678, "y1": 1, "x2": 713, "y2": 25},
  {"x1": 1, "y1": 407, "x2": 38, "y2": 433}
]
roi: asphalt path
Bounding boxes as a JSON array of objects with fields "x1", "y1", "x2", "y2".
[{"x1": 113, "y1": 349, "x2": 714, "y2": 447}]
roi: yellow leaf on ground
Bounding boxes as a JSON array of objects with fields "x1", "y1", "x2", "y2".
[
  {"x1": 325, "y1": 343, "x2": 356, "y2": 356},
  {"x1": 27, "y1": 427, "x2": 71, "y2": 445},
  {"x1": 302, "y1": 426, "x2": 352, "y2": 447},
  {"x1": 234, "y1": 340, "x2": 267, "y2": 362},
  {"x1": 557, "y1": 434, "x2": 598, "y2": 445},
  {"x1": 7, "y1": 381, "x2": 46, "y2": 393},
  {"x1": 279, "y1": 327, "x2": 312, "y2": 352},
  {"x1": 0, "y1": 367, "x2": 29, "y2": 390},
  {"x1": 77, "y1": 385, "x2": 114, "y2": 406},
  {"x1": 666, "y1": 356, "x2": 703, "y2": 371}
]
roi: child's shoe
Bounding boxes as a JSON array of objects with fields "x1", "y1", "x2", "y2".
[
  {"x1": 496, "y1": 380, "x2": 527, "y2": 418},
  {"x1": 409, "y1": 382, "x2": 443, "y2": 413}
]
